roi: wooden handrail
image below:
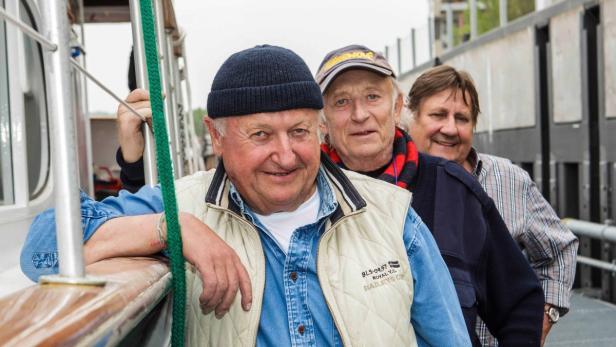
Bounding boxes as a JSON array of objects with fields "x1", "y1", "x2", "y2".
[{"x1": 0, "y1": 257, "x2": 171, "y2": 346}]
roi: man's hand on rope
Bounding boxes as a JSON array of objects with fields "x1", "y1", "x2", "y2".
[
  {"x1": 179, "y1": 213, "x2": 253, "y2": 319},
  {"x1": 117, "y1": 88, "x2": 152, "y2": 163}
]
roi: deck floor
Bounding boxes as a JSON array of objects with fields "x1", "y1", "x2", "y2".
[{"x1": 546, "y1": 292, "x2": 616, "y2": 346}]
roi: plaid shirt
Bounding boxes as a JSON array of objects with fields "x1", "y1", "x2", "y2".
[{"x1": 470, "y1": 149, "x2": 579, "y2": 346}]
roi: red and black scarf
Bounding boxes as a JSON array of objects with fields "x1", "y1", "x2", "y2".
[{"x1": 321, "y1": 128, "x2": 419, "y2": 190}]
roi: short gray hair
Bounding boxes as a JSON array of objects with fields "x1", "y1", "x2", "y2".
[
  {"x1": 212, "y1": 117, "x2": 227, "y2": 137},
  {"x1": 392, "y1": 79, "x2": 412, "y2": 131}
]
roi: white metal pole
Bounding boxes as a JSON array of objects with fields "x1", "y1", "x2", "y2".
[
  {"x1": 446, "y1": 6, "x2": 454, "y2": 50},
  {"x1": 167, "y1": 33, "x2": 186, "y2": 177},
  {"x1": 0, "y1": 6, "x2": 56, "y2": 50},
  {"x1": 153, "y1": 0, "x2": 181, "y2": 178},
  {"x1": 563, "y1": 219, "x2": 616, "y2": 243},
  {"x1": 179, "y1": 40, "x2": 205, "y2": 170},
  {"x1": 40, "y1": 0, "x2": 84, "y2": 279},
  {"x1": 129, "y1": 0, "x2": 158, "y2": 185},
  {"x1": 427, "y1": 17, "x2": 434, "y2": 60},
  {"x1": 499, "y1": 0, "x2": 508, "y2": 26},
  {"x1": 470, "y1": 0, "x2": 478, "y2": 40},
  {"x1": 76, "y1": 0, "x2": 94, "y2": 197},
  {"x1": 411, "y1": 28, "x2": 416, "y2": 68},
  {"x1": 427, "y1": 0, "x2": 435, "y2": 60}
]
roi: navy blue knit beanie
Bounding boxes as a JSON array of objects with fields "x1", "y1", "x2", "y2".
[{"x1": 207, "y1": 45, "x2": 323, "y2": 118}]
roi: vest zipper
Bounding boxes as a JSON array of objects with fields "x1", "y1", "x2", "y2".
[
  {"x1": 315, "y1": 210, "x2": 364, "y2": 346},
  {"x1": 206, "y1": 203, "x2": 265, "y2": 347}
]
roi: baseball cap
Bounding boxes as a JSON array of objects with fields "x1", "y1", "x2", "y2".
[{"x1": 315, "y1": 44, "x2": 395, "y2": 93}]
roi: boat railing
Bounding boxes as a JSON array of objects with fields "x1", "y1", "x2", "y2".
[
  {"x1": 563, "y1": 219, "x2": 616, "y2": 273},
  {"x1": 0, "y1": 257, "x2": 172, "y2": 346}
]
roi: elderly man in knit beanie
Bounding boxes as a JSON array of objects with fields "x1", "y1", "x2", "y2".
[{"x1": 23, "y1": 45, "x2": 470, "y2": 346}]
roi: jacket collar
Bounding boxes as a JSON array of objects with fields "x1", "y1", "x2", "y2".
[
  {"x1": 467, "y1": 147, "x2": 483, "y2": 178},
  {"x1": 204, "y1": 153, "x2": 367, "y2": 223}
]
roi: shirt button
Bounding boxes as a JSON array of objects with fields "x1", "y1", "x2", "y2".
[
  {"x1": 298, "y1": 324, "x2": 305, "y2": 335},
  {"x1": 290, "y1": 271, "x2": 298, "y2": 282}
]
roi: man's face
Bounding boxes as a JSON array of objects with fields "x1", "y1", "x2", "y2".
[
  {"x1": 409, "y1": 88, "x2": 474, "y2": 168},
  {"x1": 209, "y1": 109, "x2": 321, "y2": 215},
  {"x1": 321, "y1": 69, "x2": 402, "y2": 171}
]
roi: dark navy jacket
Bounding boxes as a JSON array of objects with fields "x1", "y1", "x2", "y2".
[
  {"x1": 117, "y1": 148, "x2": 544, "y2": 346},
  {"x1": 411, "y1": 153, "x2": 543, "y2": 346}
]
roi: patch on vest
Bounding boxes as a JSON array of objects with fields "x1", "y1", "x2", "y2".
[{"x1": 362, "y1": 260, "x2": 406, "y2": 291}]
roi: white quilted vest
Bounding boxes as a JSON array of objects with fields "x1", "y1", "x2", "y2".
[{"x1": 175, "y1": 166, "x2": 416, "y2": 347}]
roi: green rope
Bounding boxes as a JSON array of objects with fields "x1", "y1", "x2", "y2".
[{"x1": 138, "y1": 1, "x2": 185, "y2": 346}]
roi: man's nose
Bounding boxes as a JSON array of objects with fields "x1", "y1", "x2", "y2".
[
  {"x1": 440, "y1": 115, "x2": 458, "y2": 136},
  {"x1": 350, "y1": 99, "x2": 369, "y2": 122},
  {"x1": 271, "y1": 135, "x2": 296, "y2": 168}
]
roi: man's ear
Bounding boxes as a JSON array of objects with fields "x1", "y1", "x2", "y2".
[
  {"x1": 319, "y1": 121, "x2": 329, "y2": 136},
  {"x1": 318, "y1": 114, "x2": 330, "y2": 144},
  {"x1": 204, "y1": 117, "x2": 223, "y2": 156},
  {"x1": 393, "y1": 93, "x2": 404, "y2": 124}
]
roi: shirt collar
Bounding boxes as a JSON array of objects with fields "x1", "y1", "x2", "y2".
[
  {"x1": 228, "y1": 166, "x2": 338, "y2": 223},
  {"x1": 467, "y1": 147, "x2": 483, "y2": 178}
]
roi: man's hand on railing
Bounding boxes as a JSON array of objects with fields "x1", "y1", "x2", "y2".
[
  {"x1": 179, "y1": 213, "x2": 253, "y2": 318},
  {"x1": 84, "y1": 212, "x2": 253, "y2": 319}
]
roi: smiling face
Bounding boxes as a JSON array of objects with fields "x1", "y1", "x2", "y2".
[
  {"x1": 321, "y1": 69, "x2": 403, "y2": 172},
  {"x1": 409, "y1": 88, "x2": 474, "y2": 170},
  {"x1": 207, "y1": 109, "x2": 321, "y2": 215}
]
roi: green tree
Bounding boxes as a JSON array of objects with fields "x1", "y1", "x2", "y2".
[
  {"x1": 507, "y1": 0, "x2": 534, "y2": 22},
  {"x1": 192, "y1": 107, "x2": 206, "y2": 138},
  {"x1": 453, "y1": 0, "x2": 535, "y2": 46}
]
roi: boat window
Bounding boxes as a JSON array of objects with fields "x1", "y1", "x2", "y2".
[
  {"x1": 21, "y1": 1, "x2": 49, "y2": 200},
  {"x1": 0, "y1": 14, "x2": 12, "y2": 205}
]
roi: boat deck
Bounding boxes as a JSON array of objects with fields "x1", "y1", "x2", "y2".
[{"x1": 547, "y1": 292, "x2": 616, "y2": 346}]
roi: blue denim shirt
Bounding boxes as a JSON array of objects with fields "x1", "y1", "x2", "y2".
[{"x1": 22, "y1": 169, "x2": 470, "y2": 346}]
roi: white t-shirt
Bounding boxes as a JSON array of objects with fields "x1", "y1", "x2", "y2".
[{"x1": 254, "y1": 189, "x2": 320, "y2": 254}]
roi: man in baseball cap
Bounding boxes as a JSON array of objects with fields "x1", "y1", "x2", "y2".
[{"x1": 317, "y1": 44, "x2": 544, "y2": 346}]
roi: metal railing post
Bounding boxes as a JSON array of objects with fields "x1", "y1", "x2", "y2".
[
  {"x1": 445, "y1": 6, "x2": 454, "y2": 50},
  {"x1": 563, "y1": 219, "x2": 616, "y2": 243},
  {"x1": 427, "y1": 16, "x2": 434, "y2": 60},
  {"x1": 166, "y1": 31, "x2": 184, "y2": 177},
  {"x1": 178, "y1": 38, "x2": 205, "y2": 171},
  {"x1": 154, "y1": 0, "x2": 182, "y2": 178},
  {"x1": 411, "y1": 28, "x2": 416, "y2": 68},
  {"x1": 168, "y1": 34, "x2": 189, "y2": 175},
  {"x1": 563, "y1": 219, "x2": 616, "y2": 275},
  {"x1": 75, "y1": 0, "x2": 94, "y2": 197},
  {"x1": 129, "y1": 0, "x2": 158, "y2": 186},
  {"x1": 42, "y1": 0, "x2": 84, "y2": 278},
  {"x1": 470, "y1": 0, "x2": 478, "y2": 40},
  {"x1": 37, "y1": 0, "x2": 102, "y2": 285},
  {"x1": 499, "y1": 0, "x2": 508, "y2": 27}
]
